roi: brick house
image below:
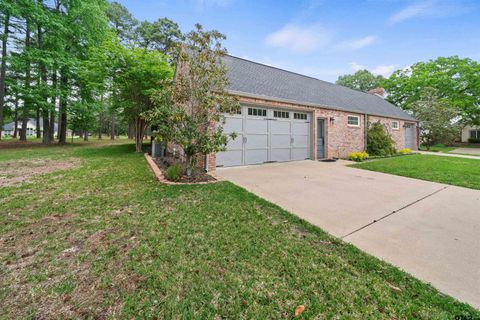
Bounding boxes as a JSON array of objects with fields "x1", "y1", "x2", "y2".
[{"x1": 176, "y1": 54, "x2": 418, "y2": 171}]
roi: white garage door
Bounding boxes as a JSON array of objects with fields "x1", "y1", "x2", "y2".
[{"x1": 216, "y1": 106, "x2": 311, "y2": 167}]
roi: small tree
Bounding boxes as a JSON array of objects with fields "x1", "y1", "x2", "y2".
[
  {"x1": 411, "y1": 87, "x2": 460, "y2": 150},
  {"x1": 367, "y1": 121, "x2": 396, "y2": 156},
  {"x1": 145, "y1": 24, "x2": 239, "y2": 176}
]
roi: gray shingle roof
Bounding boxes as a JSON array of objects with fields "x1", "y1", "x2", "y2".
[{"x1": 223, "y1": 55, "x2": 416, "y2": 121}]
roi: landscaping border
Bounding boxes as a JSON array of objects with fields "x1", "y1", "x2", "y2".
[{"x1": 144, "y1": 153, "x2": 222, "y2": 185}]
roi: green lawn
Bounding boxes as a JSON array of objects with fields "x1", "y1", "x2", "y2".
[
  {"x1": 419, "y1": 144, "x2": 457, "y2": 153},
  {"x1": 352, "y1": 154, "x2": 480, "y2": 190},
  {"x1": 1, "y1": 141, "x2": 478, "y2": 319},
  {"x1": 419, "y1": 143, "x2": 480, "y2": 157}
]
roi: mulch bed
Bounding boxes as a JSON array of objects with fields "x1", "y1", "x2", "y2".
[{"x1": 152, "y1": 155, "x2": 217, "y2": 183}]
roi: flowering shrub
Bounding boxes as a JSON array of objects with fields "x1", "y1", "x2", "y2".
[
  {"x1": 348, "y1": 151, "x2": 369, "y2": 162},
  {"x1": 398, "y1": 148, "x2": 413, "y2": 154}
]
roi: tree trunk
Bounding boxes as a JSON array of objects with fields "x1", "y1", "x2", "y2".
[
  {"x1": 185, "y1": 154, "x2": 193, "y2": 176},
  {"x1": 36, "y1": 108, "x2": 41, "y2": 138},
  {"x1": 20, "y1": 21, "x2": 32, "y2": 142},
  {"x1": 49, "y1": 110, "x2": 55, "y2": 140},
  {"x1": 110, "y1": 112, "x2": 115, "y2": 140},
  {"x1": 0, "y1": 12, "x2": 9, "y2": 140},
  {"x1": 37, "y1": 10, "x2": 51, "y2": 145},
  {"x1": 13, "y1": 96, "x2": 18, "y2": 138},
  {"x1": 50, "y1": 68, "x2": 57, "y2": 141},
  {"x1": 58, "y1": 69, "x2": 68, "y2": 144},
  {"x1": 42, "y1": 112, "x2": 51, "y2": 144},
  {"x1": 98, "y1": 111, "x2": 103, "y2": 139},
  {"x1": 84, "y1": 130, "x2": 88, "y2": 141},
  {"x1": 134, "y1": 117, "x2": 146, "y2": 152},
  {"x1": 128, "y1": 120, "x2": 134, "y2": 139},
  {"x1": 20, "y1": 115, "x2": 29, "y2": 141}
]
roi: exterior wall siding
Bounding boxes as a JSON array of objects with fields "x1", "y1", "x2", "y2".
[
  {"x1": 314, "y1": 109, "x2": 365, "y2": 159},
  {"x1": 368, "y1": 115, "x2": 418, "y2": 151},
  {"x1": 461, "y1": 125, "x2": 480, "y2": 142},
  {"x1": 234, "y1": 96, "x2": 417, "y2": 162},
  {"x1": 167, "y1": 94, "x2": 418, "y2": 171}
]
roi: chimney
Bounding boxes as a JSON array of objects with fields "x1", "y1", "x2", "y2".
[{"x1": 368, "y1": 88, "x2": 385, "y2": 98}]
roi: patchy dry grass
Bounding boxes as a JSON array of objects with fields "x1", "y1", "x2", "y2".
[
  {"x1": 0, "y1": 140, "x2": 478, "y2": 319},
  {"x1": 0, "y1": 158, "x2": 80, "y2": 187}
]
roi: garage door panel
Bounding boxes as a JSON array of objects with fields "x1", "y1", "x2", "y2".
[
  {"x1": 226, "y1": 135, "x2": 243, "y2": 149},
  {"x1": 271, "y1": 148, "x2": 291, "y2": 162},
  {"x1": 271, "y1": 134, "x2": 290, "y2": 148},
  {"x1": 245, "y1": 118, "x2": 267, "y2": 134},
  {"x1": 292, "y1": 122, "x2": 309, "y2": 135},
  {"x1": 216, "y1": 150, "x2": 243, "y2": 167},
  {"x1": 223, "y1": 117, "x2": 243, "y2": 134},
  {"x1": 217, "y1": 108, "x2": 312, "y2": 167},
  {"x1": 292, "y1": 148, "x2": 309, "y2": 160},
  {"x1": 245, "y1": 134, "x2": 268, "y2": 149},
  {"x1": 292, "y1": 135, "x2": 308, "y2": 148},
  {"x1": 245, "y1": 149, "x2": 268, "y2": 165},
  {"x1": 271, "y1": 121, "x2": 290, "y2": 134}
]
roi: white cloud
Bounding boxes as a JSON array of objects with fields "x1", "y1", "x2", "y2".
[
  {"x1": 350, "y1": 62, "x2": 367, "y2": 72},
  {"x1": 389, "y1": 0, "x2": 471, "y2": 24},
  {"x1": 265, "y1": 24, "x2": 333, "y2": 54},
  {"x1": 371, "y1": 65, "x2": 397, "y2": 77},
  {"x1": 390, "y1": 1, "x2": 432, "y2": 23},
  {"x1": 336, "y1": 35, "x2": 378, "y2": 50},
  {"x1": 350, "y1": 62, "x2": 398, "y2": 77}
]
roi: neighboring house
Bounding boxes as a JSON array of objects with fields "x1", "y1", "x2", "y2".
[
  {"x1": 2, "y1": 119, "x2": 58, "y2": 137},
  {"x1": 461, "y1": 125, "x2": 480, "y2": 143},
  {"x1": 176, "y1": 55, "x2": 418, "y2": 171}
]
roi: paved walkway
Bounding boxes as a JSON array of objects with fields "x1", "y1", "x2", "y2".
[
  {"x1": 418, "y1": 151, "x2": 480, "y2": 159},
  {"x1": 217, "y1": 161, "x2": 480, "y2": 309},
  {"x1": 450, "y1": 147, "x2": 480, "y2": 156}
]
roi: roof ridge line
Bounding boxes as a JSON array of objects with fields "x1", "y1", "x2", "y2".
[
  {"x1": 225, "y1": 54, "x2": 329, "y2": 82},
  {"x1": 224, "y1": 54, "x2": 382, "y2": 93}
]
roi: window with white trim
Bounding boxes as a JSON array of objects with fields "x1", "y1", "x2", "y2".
[
  {"x1": 347, "y1": 115, "x2": 360, "y2": 127},
  {"x1": 470, "y1": 130, "x2": 480, "y2": 139},
  {"x1": 294, "y1": 112, "x2": 307, "y2": 120},
  {"x1": 392, "y1": 121, "x2": 400, "y2": 130},
  {"x1": 273, "y1": 110, "x2": 289, "y2": 119},
  {"x1": 247, "y1": 107, "x2": 266, "y2": 117}
]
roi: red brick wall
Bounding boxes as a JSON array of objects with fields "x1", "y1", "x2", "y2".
[
  {"x1": 314, "y1": 109, "x2": 365, "y2": 159},
  {"x1": 369, "y1": 115, "x2": 418, "y2": 150},
  {"x1": 168, "y1": 95, "x2": 417, "y2": 171}
]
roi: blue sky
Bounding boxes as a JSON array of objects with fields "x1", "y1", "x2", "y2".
[{"x1": 117, "y1": 0, "x2": 480, "y2": 82}]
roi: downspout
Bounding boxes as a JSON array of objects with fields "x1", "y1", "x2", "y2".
[
  {"x1": 205, "y1": 154, "x2": 209, "y2": 172},
  {"x1": 416, "y1": 120, "x2": 420, "y2": 150},
  {"x1": 364, "y1": 113, "x2": 368, "y2": 151}
]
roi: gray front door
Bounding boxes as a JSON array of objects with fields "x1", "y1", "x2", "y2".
[
  {"x1": 405, "y1": 124, "x2": 414, "y2": 149},
  {"x1": 317, "y1": 118, "x2": 325, "y2": 159}
]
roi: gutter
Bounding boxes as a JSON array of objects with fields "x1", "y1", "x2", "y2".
[{"x1": 227, "y1": 90, "x2": 417, "y2": 123}]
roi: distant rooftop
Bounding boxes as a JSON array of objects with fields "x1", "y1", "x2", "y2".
[{"x1": 3, "y1": 119, "x2": 58, "y2": 131}]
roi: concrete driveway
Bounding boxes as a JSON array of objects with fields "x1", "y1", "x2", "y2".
[{"x1": 216, "y1": 160, "x2": 480, "y2": 309}]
